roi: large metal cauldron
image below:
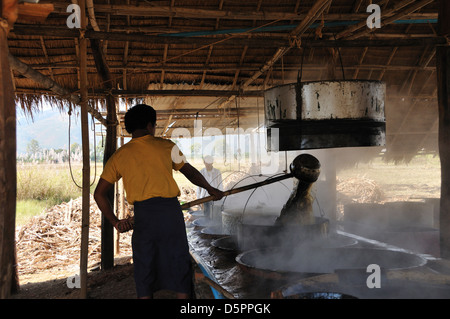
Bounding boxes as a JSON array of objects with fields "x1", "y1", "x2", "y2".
[
  {"x1": 265, "y1": 80, "x2": 386, "y2": 151},
  {"x1": 221, "y1": 209, "x2": 280, "y2": 236},
  {"x1": 237, "y1": 216, "x2": 329, "y2": 251},
  {"x1": 236, "y1": 246, "x2": 427, "y2": 279}
]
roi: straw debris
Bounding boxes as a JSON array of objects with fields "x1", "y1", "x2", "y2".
[
  {"x1": 16, "y1": 185, "x2": 200, "y2": 277},
  {"x1": 15, "y1": 195, "x2": 133, "y2": 277},
  {"x1": 336, "y1": 176, "x2": 384, "y2": 203}
]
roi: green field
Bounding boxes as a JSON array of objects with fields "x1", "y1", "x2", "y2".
[{"x1": 16, "y1": 163, "x2": 100, "y2": 226}]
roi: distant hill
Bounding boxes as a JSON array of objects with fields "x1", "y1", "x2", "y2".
[{"x1": 16, "y1": 107, "x2": 95, "y2": 155}]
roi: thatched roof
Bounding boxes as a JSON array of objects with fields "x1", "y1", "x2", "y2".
[{"x1": 7, "y1": 0, "x2": 440, "y2": 162}]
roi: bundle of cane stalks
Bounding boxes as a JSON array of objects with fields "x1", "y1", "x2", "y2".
[{"x1": 15, "y1": 196, "x2": 133, "y2": 276}]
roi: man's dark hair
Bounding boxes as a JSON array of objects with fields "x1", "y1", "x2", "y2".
[{"x1": 124, "y1": 104, "x2": 157, "y2": 133}]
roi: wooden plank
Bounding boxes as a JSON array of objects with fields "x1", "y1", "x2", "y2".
[
  {"x1": 19, "y1": 61, "x2": 438, "y2": 74},
  {"x1": 48, "y1": 2, "x2": 436, "y2": 21},
  {"x1": 437, "y1": 0, "x2": 450, "y2": 259},
  {"x1": 11, "y1": 26, "x2": 285, "y2": 47},
  {"x1": 11, "y1": 26, "x2": 446, "y2": 48},
  {"x1": 16, "y1": 3, "x2": 53, "y2": 23},
  {"x1": 0, "y1": 17, "x2": 18, "y2": 299}
]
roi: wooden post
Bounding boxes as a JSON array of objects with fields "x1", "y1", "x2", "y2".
[
  {"x1": 78, "y1": 0, "x2": 91, "y2": 298},
  {"x1": 437, "y1": 0, "x2": 450, "y2": 258},
  {"x1": 90, "y1": 39, "x2": 117, "y2": 270},
  {"x1": 101, "y1": 111, "x2": 116, "y2": 270},
  {"x1": 0, "y1": 4, "x2": 18, "y2": 298},
  {"x1": 0, "y1": 0, "x2": 19, "y2": 299}
]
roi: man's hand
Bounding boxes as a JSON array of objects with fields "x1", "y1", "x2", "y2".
[
  {"x1": 95, "y1": 178, "x2": 134, "y2": 233},
  {"x1": 113, "y1": 217, "x2": 134, "y2": 233},
  {"x1": 207, "y1": 187, "x2": 224, "y2": 201}
]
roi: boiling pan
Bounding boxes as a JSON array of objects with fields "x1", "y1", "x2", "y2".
[
  {"x1": 236, "y1": 246, "x2": 427, "y2": 278},
  {"x1": 211, "y1": 236, "x2": 239, "y2": 252}
]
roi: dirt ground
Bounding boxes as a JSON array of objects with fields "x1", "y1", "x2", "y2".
[{"x1": 12, "y1": 258, "x2": 215, "y2": 299}]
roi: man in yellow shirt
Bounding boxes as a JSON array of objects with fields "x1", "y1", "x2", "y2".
[{"x1": 94, "y1": 104, "x2": 224, "y2": 299}]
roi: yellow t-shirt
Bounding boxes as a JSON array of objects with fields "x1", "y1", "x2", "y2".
[{"x1": 100, "y1": 135, "x2": 186, "y2": 204}]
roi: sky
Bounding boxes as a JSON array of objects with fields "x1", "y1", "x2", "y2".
[{"x1": 16, "y1": 105, "x2": 94, "y2": 155}]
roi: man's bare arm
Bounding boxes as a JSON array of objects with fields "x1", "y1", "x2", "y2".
[{"x1": 94, "y1": 178, "x2": 133, "y2": 232}]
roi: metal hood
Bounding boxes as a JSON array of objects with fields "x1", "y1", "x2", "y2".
[{"x1": 264, "y1": 80, "x2": 386, "y2": 151}]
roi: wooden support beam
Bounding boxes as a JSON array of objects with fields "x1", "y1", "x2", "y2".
[
  {"x1": 99, "y1": 89, "x2": 264, "y2": 97},
  {"x1": 401, "y1": 45, "x2": 433, "y2": 94},
  {"x1": 39, "y1": 36, "x2": 54, "y2": 81},
  {"x1": 78, "y1": 0, "x2": 91, "y2": 299},
  {"x1": 11, "y1": 25, "x2": 445, "y2": 48},
  {"x1": 122, "y1": 0, "x2": 131, "y2": 91},
  {"x1": 352, "y1": 47, "x2": 368, "y2": 79},
  {"x1": 74, "y1": 38, "x2": 81, "y2": 90},
  {"x1": 378, "y1": 47, "x2": 398, "y2": 81},
  {"x1": 199, "y1": 45, "x2": 213, "y2": 89},
  {"x1": 0, "y1": 12, "x2": 18, "y2": 300},
  {"x1": 17, "y1": 2, "x2": 53, "y2": 23},
  {"x1": 438, "y1": 0, "x2": 450, "y2": 259},
  {"x1": 10, "y1": 25, "x2": 285, "y2": 47},
  {"x1": 90, "y1": 38, "x2": 117, "y2": 271},
  {"x1": 231, "y1": 45, "x2": 247, "y2": 89},
  {"x1": 159, "y1": 0, "x2": 172, "y2": 89},
  {"x1": 160, "y1": 44, "x2": 168, "y2": 89},
  {"x1": 230, "y1": 0, "x2": 259, "y2": 90},
  {"x1": 198, "y1": 0, "x2": 222, "y2": 89},
  {"x1": 48, "y1": 2, "x2": 436, "y2": 22},
  {"x1": 15, "y1": 59, "x2": 438, "y2": 78}
]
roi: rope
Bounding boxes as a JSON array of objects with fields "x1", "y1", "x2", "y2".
[
  {"x1": 333, "y1": 32, "x2": 346, "y2": 80},
  {"x1": 68, "y1": 109, "x2": 82, "y2": 189},
  {"x1": 67, "y1": 110, "x2": 98, "y2": 189},
  {"x1": 90, "y1": 114, "x2": 97, "y2": 185}
]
